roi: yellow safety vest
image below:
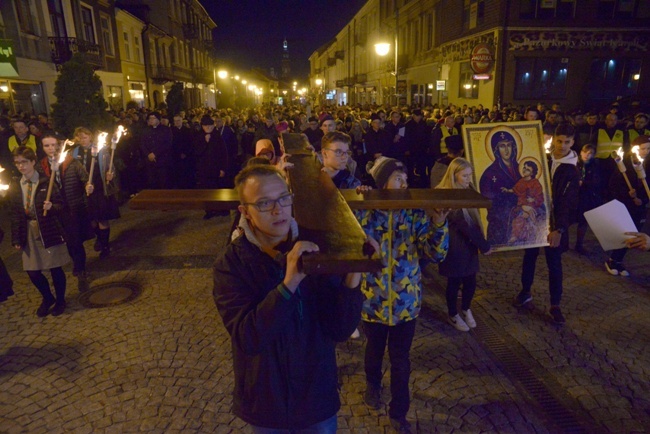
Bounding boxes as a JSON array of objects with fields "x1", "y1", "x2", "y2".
[
  {"x1": 628, "y1": 128, "x2": 650, "y2": 146},
  {"x1": 440, "y1": 127, "x2": 458, "y2": 154},
  {"x1": 596, "y1": 128, "x2": 624, "y2": 159}
]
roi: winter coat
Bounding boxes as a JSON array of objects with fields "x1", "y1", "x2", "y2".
[
  {"x1": 140, "y1": 125, "x2": 173, "y2": 167},
  {"x1": 213, "y1": 233, "x2": 363, "y2": 430},
  {"x1": 356, "y1": 208, "x2": 449, "y2": 325},
  {"x1": 438, "y1": 208, "x2": 490, "y2": 278},
  {"x1": 10, "y1": 175, "x2": 66, "y2": 249},
  {"x1": 331, "y1": 169, "x2": 361, "y2": 189}
]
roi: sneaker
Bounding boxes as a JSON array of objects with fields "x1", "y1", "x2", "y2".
[
  {"x1": 513, "y1": 292, "x2": 533, "y2": 307},
  {"x1": 616, "y1": 263, "x2": 630, "y2": 277},
  {"x1": 350, "y1": 328, "x2": 361, "y2": 339},
  {"x1": 448, "y1": 314, "x2": 470, "y2": 332},
  {"x1": 605, "y1": 259, "x2": 619, "y2": 276},
  {"x1": 462, "y1": 309, "x2": 476, "y2": 328},
  {"x1": 36, "y1": 299, "x2": 55, "y2": 317},
  {"x1": 50, "y1": 301, "x2": 66, "y2": 317},
  {"x1": 390, "y1": 416, "x2": 412, "y2": 434},
  {"x1": 364, "y1": 383, "x2": 382, "y2": 409},
  {"x1": 550, "y1": 306, "x2": 565, "y2": 324}
]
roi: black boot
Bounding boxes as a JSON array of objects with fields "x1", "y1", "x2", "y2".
[
  {"x1": 98, "y1": 228, "x2": 111, "y2": 259},
  {"x1": 93, "y1": 227, "x2": 102, "y2": 252}
]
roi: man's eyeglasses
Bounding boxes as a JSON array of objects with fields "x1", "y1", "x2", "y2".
[
  {"x1": 323, "y1": 148, "x2": 352, "y2": 157},
  {"x1": 14, "y1": 160, "x2": 31, "y2": 167},
  {"x1": 243, "y1": 193, "x2": 294, "y2": 212}
]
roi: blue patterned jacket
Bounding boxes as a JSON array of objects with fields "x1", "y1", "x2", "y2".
[{"x1": 356, "y1": 208, "x2": 449, "y2": 325}]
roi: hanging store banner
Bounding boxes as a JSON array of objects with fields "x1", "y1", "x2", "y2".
[
  {"x1": 509, "y1": 31, "x2": 649, "y2": 52},
  {"x1": 0, "y1": 40, "x2": 19, "y2": 77},
  {"x1": 470, "y1": 43, "x2": 495, "y2": 74}
]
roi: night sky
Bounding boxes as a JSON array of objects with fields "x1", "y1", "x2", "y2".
[{"x1": 200, "y1": 0, "x2": 368, "y2": 82}]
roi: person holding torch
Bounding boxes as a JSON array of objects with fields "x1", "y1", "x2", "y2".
[
  {"x1": 72, "y1": 127, "x2": 120, "y2": 259},
  {"x1": 604, "y1": 136, "x2": 649, "y2": 277},
  {"x1": 9, "y1": 146, "x2": 70, "y2": 317},
  {"x1": 41, "y1": 133, "x2": 93, "y2": 291}
]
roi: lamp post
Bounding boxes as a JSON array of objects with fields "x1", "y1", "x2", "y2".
[{"x1": 374, "y1": 5, "x2": 399, "y2": 106}]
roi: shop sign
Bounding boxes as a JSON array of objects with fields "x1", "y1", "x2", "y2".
[
  {"x1": 470, "y1": 43, "x2": 495, "y2": 74},
  {"x1": 436, "y1": 80, "x2": 446, "y2": 91},
  {"x1": 0, "y1": 40, "x2": 19, "y2": 77},
  {"x1": 472, "y1": 74, "x2": 492, "y2": 80},
  {"x1": 509, "y1": 31, "x2": 649, "y2": 52}
]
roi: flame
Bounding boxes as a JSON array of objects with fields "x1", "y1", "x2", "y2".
[
  {"x1": 113, "y1": 125, "x2": 126, "y2": 145},
  {"x1": 57, "y1": 143, "x2": 70, "y2": 164},
  {"x1": 544, "y1": 137, "x2": 552, "y2": 154},
  {"x1": 96, "y1": 132, "x2": 108, "y2": 152},
  {"x1": 632, "y1": 145, "x2": 644, "y2": 164},
  {"x1": 615, "y1": 147, "x2": 624, "y2": 160},
  {"x1": 0, "y1": 165, "x2": 7, "y2": 191}
]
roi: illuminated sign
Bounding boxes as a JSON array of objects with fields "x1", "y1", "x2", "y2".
[{"x1": 470, "y1": 43, "x2": 495, "y2": 74}]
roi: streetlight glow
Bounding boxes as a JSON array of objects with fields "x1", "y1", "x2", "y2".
[
  {"x1": 315, "y1": 78, "x2": 323, "y2": 86},
  {"x1": 242, "y1": 80, "x2": 247, "y2": 85},
  {"x1": 217, "y1": 70, "x2": 228, "y2": 79},
  {"x1": 234, "y1": 75, "x2": 240, "y2": 80},
  {"x1": 375, "y1": 43, "x2": 390, "y2": 56}
]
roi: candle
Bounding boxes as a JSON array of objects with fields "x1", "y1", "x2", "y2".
[
  {"x1": 631, "y1": 145, "x2": 650, "y2": 198},
  {"x1": 43, "y1": 142, "x2": 70, "y2": 216},
  {"x1": 543, "y1": 136, "x2": 552, "y2": 154},
  {"x1": 108, "y1": 125, "x2": 126, "y2": 181},
  {"x1": 86, "y1": 132, "x2": 108, "y2": 196},
  {"x1": 0, "y1": 165, "x2": 9, "y2": 192},
  {"x1": 611, "y1": 147, "x2": 633, "y2": 192}
]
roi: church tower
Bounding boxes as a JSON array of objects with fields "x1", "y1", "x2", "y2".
[{"x1": 281, "y1": 37, "x2": 291, "y2": 79}]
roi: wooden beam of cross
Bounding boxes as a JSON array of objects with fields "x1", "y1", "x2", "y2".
[{"x1": 130, "y1": 133, "x2": 491, "y2": 273}]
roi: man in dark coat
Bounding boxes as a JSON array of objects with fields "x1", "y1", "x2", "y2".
[
  {"x1": 213, "y1": 165, "x2": 364, "y2": 431},
  {"x1": 403, "y1": 109, "x2": 429, "y2": 187},
  {"x1": 140, "y1": 112, "x2": 173, "y2": 189},
  {"x1": 171, "y1": 114, "x2": 195, "y2": 189},
  {"x1": 193, "y1": 115, "x2": 228, "y2": 190}
]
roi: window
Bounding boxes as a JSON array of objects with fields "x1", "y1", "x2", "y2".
[
  {"x1": 463, "y1": 0, "x2": 485, "y2": 30},
  {"x1": 426, "y1": 13, "x2": 433, "y2": 51},
  {"x1": 47, "y1": 0, "x2": 67, "y2": 38},
  {"x1": 134, "y1": 35, "x2": 141, "y2": 62},
  {"x1": 100, "y1": 14, "x2": 114, "y2": 56},
  {"x1": 459, "y1": 62, "x2": 479, "y2": 99},
  {"x1": 80, "y1": 5, "x2": 95, "y2": 44},
  {"x1": 520, "y1": 0, "x2": 576, "y2": 19},
  {"x1": 587, "y1": 58, "x2": 641, "y2": 101},
  {"x1": 514, "y1": 57, "x2": 568, "y2": 100},
  {"x1": 598, "y1": 0, "x2": 645, "y2": 18},
  {"x1": 15, "y1": 0, "x2": 37, "y2": 34},
  {"x1": 123, "y1": 31, "x2": 130, "y2": 60}
]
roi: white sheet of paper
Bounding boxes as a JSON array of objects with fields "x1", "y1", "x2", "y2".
[
  {"x1": 398, "y1": 127, "x2": 405, "y2": 137},
  {"x1": 583, "y1": 200, "x2": 637, "y2": 251}
]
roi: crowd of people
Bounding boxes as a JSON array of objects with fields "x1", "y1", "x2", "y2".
[{"x1": 1, "y1": 100, "x2": 649, "y2": 433}]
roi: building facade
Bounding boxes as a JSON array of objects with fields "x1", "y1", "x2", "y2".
[
  {"x1": 115, "y1": 8, "x2": 146, "y2": 109},
  {"x1": 0, "y1": 0, "x2": 123, "y2": 115},
  {"x1": 118, "y1": 0, "x2": 217, "y2": 110},
  {"x1": 310, "y1": 0, "x2": 650, "y2": 110}
]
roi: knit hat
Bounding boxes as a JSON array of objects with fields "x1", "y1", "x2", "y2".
[
  {"x1": 366, "y1": 156, "x2": 405, "y2": 189},
  {"x1": 445, "y1": 135, "x2": 464, "y2": 152}
]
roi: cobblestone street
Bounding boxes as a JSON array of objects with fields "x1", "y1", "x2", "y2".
[{"x1": 1, "y1": 203, "x2": 648, "y2": 433}]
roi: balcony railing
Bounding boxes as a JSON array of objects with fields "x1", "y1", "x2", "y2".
[{"x1": 49, "y1": 37, "x2": 102, "y2": 68}]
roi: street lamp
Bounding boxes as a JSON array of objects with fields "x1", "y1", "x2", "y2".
[
  {"x1": 374, "y1": 6, "x2": 399, "y2": 106},
  {"x1": 217, "y1": 70, "x2": 228, "y2": 79}
]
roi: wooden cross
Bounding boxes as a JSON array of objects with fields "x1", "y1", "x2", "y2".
[{"x1": 130, "y1": 133, "x2": 491, "y2": 273}]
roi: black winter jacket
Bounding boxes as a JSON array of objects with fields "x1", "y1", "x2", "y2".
[
  {"x1": 439, "y1": 208, "x2": 490, "y2": 278},
  {"x1": 213, "y1": 235, "x2": 363, "y2": 430},
  {"x1": 10, "y1": 175, "x2": 66, "y2": 249},
  {"x1": 549, "y1": 158, "x2": 580, "y2": 251}
]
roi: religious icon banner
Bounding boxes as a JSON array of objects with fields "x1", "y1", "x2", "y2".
[{"x1": 462, "y1": 121, "x2": 552, "y2": 252}]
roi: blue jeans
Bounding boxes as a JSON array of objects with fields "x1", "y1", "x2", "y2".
[{"x1": 250, "y1": 415, "x2": 337, "y2": 434}]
